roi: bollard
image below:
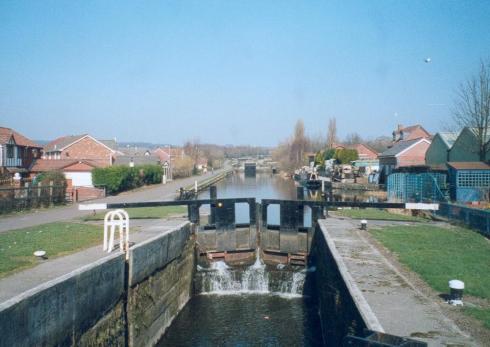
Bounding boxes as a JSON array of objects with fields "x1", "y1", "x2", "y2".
[
  {"x1": 448, "y1": 280, "x2": 464, "y2": 306},
  {"x1": 360, "y1": 219, "x2": 367, "y2": 230}
]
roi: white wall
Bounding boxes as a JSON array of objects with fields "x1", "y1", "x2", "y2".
[{"x1": 64, "y1": 172, "x2": 93, "y2": 187}]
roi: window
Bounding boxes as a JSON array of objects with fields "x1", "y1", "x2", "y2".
[
  {"x1": 7, "y1": 145, "x2": 14, "y2": 158},
  {"x1": 17, "y1": 147, "x2": 23, "y2": 159}
]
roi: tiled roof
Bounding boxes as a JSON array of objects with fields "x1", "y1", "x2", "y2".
[
  {"x1": 99, "y1": 139, "x2": 118, "y2": 151},
  {"x1": 0, "y1": 127, "x2": 42, "y2": 147},
  {"x1": 43, "y1": 134, "x2": 87, "y2": 152},
  {"x1": 379, "y1": 138, "x2": 424, "y2": 157},
  {"x1": 113, "y1": 155, "x2": 160, "y2": 166},
  {"x1": 30, "y1": 159, "x2": 103, "y2": 172},
  {"x1": 447, "y1": 162, "x2": 490, "y2": 170}
]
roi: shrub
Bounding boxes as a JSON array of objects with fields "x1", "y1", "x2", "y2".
[
  {"x1": 92, "y1": 164, "x2": 163, "y2": 194},
  {"x1": 334, "y1": 148, "x2": 358, "y2": 164},
  {"x1": 35, "y1": 171, "x2": 67, "y2": 186}
]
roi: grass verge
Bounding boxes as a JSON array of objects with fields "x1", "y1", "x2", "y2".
[
  {"x1": 334, "y1": 208, "x2": 427, "y2": 222},
  {"x1": 0, "y1": 222, "x2": 102, "y2": 278},
  {"x1": 370, "y1": 224, "x2": 490, "y2": 328},
  {"x1": 82, "y1": 206, "x2": 187, "y2": 221}
]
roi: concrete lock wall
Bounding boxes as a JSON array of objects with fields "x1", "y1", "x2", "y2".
[
  {"x1": 0, "y1": 253, "x2": 126, "y2": 347},
  {"x1": 0, "y1": 221, "x2": 195, "y2": 347},
  {"x1": 305, "y1": 222, "x2": 375, "y2": 346},
  {"x1": 127, "y1": 222, "x2": 194, "y2": 347}
]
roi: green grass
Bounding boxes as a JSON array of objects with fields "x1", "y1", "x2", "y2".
[
  {"x1": 0, "y1": 222, "x2": 103, "y2": 278},
  {"x1": 464, "y1": 307, "x2": 490, "y2": 329},
  {"x1": 334, "y1": 208, "x2": 427, "y2": 222},
  {"x1": 82, "y1": 206, "x2": 187, "y2": 221},
  {"x1": 371, "y1": 224, "x2": 490, "y2": 328}
]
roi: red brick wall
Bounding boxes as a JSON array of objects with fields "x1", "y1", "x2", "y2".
[
  {"x1": 397, "y1": 141, "x2": 430, "y2": 167},
  {"x1": 355, "y1": 144, "x2": 378, "y2": 160},
  {"x1": 61, "y1": 137, "x2": 112, "y2": 166}
]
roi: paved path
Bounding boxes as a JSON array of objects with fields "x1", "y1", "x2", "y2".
[
  {"x1": 0, "y1": 218, "x2": 188, "y2": 303},
  {"x1": 0, "y1": 167, "x2": 229, "y2": 233},
  {"x1": 319, "y1": 217, "x2": 476, "y2": 346}
]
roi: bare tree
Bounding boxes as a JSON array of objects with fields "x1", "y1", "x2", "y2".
[
  {"x1": 290, "y1": 119, "x2": 308, "y2": 168},
  {"x1": 453, "y1": 60, "x2": 490, "y2": 161},
  {"x1": 183, "y1": 138, "x2": 201, "y2": 166},
  {"x1": 344, "y1": 132, "x2": 363, "y2": 145},
  {"x1": 326, "y1": 117, "x2": 337, "y2": 149}
]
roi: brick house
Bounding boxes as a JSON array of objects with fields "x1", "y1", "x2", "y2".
[
  {"x1": 42, "y1": 134, "x2": 115, "y2": 166},
  {"x1": 392, "y1": 124, "x2": 431, "y2": 144},
  {"x1": 378, "y1": 138, "x2": 431, "y2": 183},
  {"x1": 30, "y1": 159, "x2": 104, "y2": 187},
  {"x1": 0, "y1": 127, "x2": 42, "y2": 177}
]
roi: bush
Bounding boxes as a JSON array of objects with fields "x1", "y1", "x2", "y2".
[
  {"x1": 35, "y1": 171, "x2": 67, "y2": 186},
  {"x1": 92, "y1": 164, "x2": 162, "y2": 194},
  {"x1": 334, "y1": 148, "x2": 358, "y2": 164}
]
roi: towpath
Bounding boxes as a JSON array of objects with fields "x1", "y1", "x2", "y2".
[
  {"x1": 318, "y1": 217, "x2": 476, "y2": 346},
  {"x1": 0, "y1": 167, "x2": 229, "y2": 233},
  {"x1": 0, "y1": 218, "x2": 189, "y2": 303}
]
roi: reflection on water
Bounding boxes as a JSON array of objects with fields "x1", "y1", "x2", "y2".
[
  {"x1": 197, "y1": 172, "x2": 386, "y2": 225},
  {"x1": 156, "y1": 294, "x2": 324, "y2": 347}
]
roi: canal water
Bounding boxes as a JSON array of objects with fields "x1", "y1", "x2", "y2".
[{"x1": 159, "y1": 172, "x2": 380, "y2": 346}]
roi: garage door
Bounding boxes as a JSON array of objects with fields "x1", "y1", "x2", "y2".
[{"x1": 64, "y1": 172, "x2": 93, "y2": 187}]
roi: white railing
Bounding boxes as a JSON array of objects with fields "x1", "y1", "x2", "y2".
[{"x1": 103, "y1": 209, "x2": 129, "y2": 259}]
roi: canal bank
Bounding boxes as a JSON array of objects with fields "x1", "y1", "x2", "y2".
[{"x1": 317, "y1": 217, "x2": 476, "y2": 346}]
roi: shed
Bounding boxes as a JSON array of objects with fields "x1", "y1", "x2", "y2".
[
  {"x1": 447, "y1": 162, "x2": 490, "y2": 202},
  {"x1": 448, "y1": 127, "x2": 490, "y2": 162},
  {"x1": 425, "y1": 132, "x2": 458, "y2": 166}
]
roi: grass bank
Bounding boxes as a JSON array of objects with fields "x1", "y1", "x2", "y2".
[
  {"x1": 370, "y1": 224, "x2": 490, "y2": 329},
  {"x1": 82, "y1": 205, "x2": 187, "y2": 221},
  {"x1": 334, "y1": 208, "x2": 427, "y2": 222},
  {"x1": 0, "y1": 222, "x2": 102, "y2": 278}
]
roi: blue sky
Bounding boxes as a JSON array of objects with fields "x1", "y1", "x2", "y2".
[{"x1": 1, "y1": 1, "x2": 489, "y2": 146}]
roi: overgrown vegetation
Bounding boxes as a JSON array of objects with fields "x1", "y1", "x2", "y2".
[
  {"x1": 92, "y1": 164, "x2": 163, "y2": 194},
  {"x1": 371, "y1": 224, "x2": 490, "y2": 328},
  {"x1": 0, "y1": 222, "x2": 102, "y2": 277}
]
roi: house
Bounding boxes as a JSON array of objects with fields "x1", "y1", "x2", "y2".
[
  {"x1": 425, "y1": 132, "x2": 459, "y2": 166},
  {"x1": 0, "y1": 127, "x2": 42, "y2": 177},
  {"x1": 448, "y1": 127, "x2": 490, "y2": 162},
  {"x1": 391, "y1": 124, "x2": 431, "y2": 144},
  {"x1": 42, "y1": 134, "x2": 116, "y2": 166},
  {"x1": 447, "y1": 162, "x2": 490, "y2": 202},
  {"x1": 30, "y1": 159, "x2": 104, "y2": 187},
  {"x1": 378, "y1": 138, "x2": 431, "y2": 183},
  {"x1": 153, "y1": 147, "x2": 186, "y2": 163}
]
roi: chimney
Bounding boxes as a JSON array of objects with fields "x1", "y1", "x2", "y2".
[{"x1": 397, "y1": 124, "x2": 404, "y2": 131}]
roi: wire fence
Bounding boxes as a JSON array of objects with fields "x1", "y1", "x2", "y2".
[
  {"x1": 0, "y1": 183, "x2": 68, "y2": 215},
  {"x1": 387, "y1": 172, "x2": 448, "y2": 202}
]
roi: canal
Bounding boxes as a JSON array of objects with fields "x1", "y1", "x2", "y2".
[
  {"x1": 157, "y1": 172, "x2": 324, "y2": 346},
  {"x1": 158, "y1": 171, "x2": 383, "y2": 346}
]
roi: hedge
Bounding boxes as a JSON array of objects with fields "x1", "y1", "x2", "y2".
[{"x1": 92, "y1": 164, "x2": 163, "y2": 194}]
